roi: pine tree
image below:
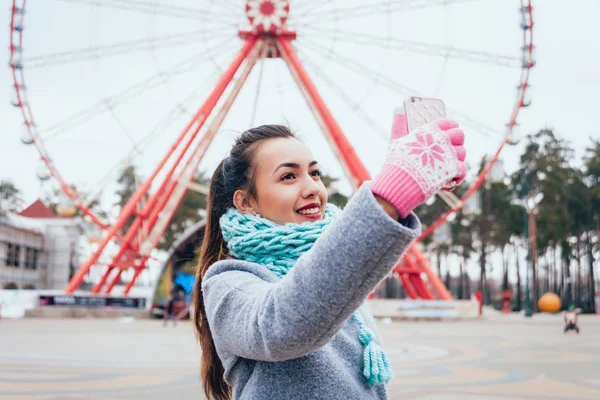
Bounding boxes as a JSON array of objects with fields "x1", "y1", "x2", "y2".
[{"x1": 0, "y1": 180, "x2": 23, "y2": 214}]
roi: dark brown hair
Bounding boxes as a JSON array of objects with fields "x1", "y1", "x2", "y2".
[{"x1": 193, "y1": 125, "x2": 296, "y2": 400}]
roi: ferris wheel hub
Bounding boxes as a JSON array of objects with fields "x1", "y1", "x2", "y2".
[{"x1": 245, "y1": 0, "x2": 290, "y2": 34}]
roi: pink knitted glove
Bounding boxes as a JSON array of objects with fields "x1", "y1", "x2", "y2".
[{"x1": 371, "y1": 109, "x2": 467, "y2": 218}]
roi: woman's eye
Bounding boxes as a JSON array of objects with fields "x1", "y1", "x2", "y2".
[
  {"x1": 311, "y1": 169, "x2": 322, "y2": 177},
  {"x1": 281, "y1": 173, "x2": 295, "y2": 181}
]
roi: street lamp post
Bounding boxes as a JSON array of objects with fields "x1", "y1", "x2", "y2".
[
  {"x1": 521, "y1": 176, "x2": 533, "y2": 318},
  {"x1": 524, "y1": 192, "x2": 533, "y2": 318}
]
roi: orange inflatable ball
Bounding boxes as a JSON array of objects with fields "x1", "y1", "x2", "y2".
[{"x1": 538, "y1": 292, "x2": 562, "y2": 313}]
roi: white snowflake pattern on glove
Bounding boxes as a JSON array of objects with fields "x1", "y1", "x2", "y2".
[{"x1": 371, "y1": 113, "x2": 467, "y2": 218}]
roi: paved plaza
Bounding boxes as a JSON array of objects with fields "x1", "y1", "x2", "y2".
[{"x1": 0, "y1": 313, "x2": 599, "y2": 399}]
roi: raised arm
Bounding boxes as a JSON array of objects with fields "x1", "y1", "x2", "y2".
[{"x1": 203, "y1": 184, "x2": 420, "y2": 362}]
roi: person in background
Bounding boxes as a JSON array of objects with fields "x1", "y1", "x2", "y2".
[
  {"x1": 564, "y1": 305, "x2": 580, "y2": 334},
  {"x1": 163, "y1": 292, "x2": 176, "y2": 327}
]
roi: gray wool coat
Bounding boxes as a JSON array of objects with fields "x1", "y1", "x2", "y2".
[{"x1": 202, "y1": 183, "x2": 422, "y2": 399}]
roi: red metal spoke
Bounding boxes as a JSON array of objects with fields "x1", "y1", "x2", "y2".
[
  {"x1": 10, "y1": 0, "x2": 109, "y2": 229},
  {"x1": 59, "y1": 0, "x2": 238, "y2": 23},
  {"x1": 397, "y1": 270, "x2": 418, "y2": 299},
  {"x1": 301, "y1": 26, "x2": 521, "y2": 68},
  {"x1": 82, "y1": 71, "x2": 221, "y2": 206},
  {"x1": 25, "y1": 29, "x2": 231, "y2": 69},
  {"x1": 292, "y1": 0, "x2": 336, "y2": 18},
  {"x1": 137, "y1": 40, "x2": 265, "y2": 259},
  {"x1": 411, "y1": 247, "x2": 451, "y2": 299},
  {"x1": 212, "y1": 0, "x2": 242, "y2": 16},
  {"x1": 10, "y1": 0, "x2": 236, "y2": 230},
  {"x1": 418, "y1": 0, "x2": 535, "y2": 241},
  {"x1": 65, "y1": 37, "x2": 259, "y2": 293},
  {"x1": 277, "y1": 36, "x2": 371, "y2": 188},
  {"x1": 98, "y1": 39, "x2": 265, "y2": 293},
  {"x1": 103, "y1": 268, "x2": 124, "y2": 294},
  {"x1": 273, "y1": 59, "x2": 285, "y2": 116},
  {"x1": 299, "y1": 52, "x2": 389, "y2": 142},
  {"x1": 250, "y1": 44, "x2": 270, "y2": 127},
  {"x1": 300, "y1": 39, "x2": 503, "y2": 139},
  {"x1": 294, "y1": 0, "x2": 481, "y2": 26},
  {"x1": 123, "y1": 266, "x2": 144, "y2": 294},
  {"x1": 39, "y1": 37, "x2": 236, "y2": 141},
  {"x1": 278, "y1": 37, "x2": 443, "y2": 299},
  {"x1": 8, "y1": 0, "x2": 534, "y2": 298}
]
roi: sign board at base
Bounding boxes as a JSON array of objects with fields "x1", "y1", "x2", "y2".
[{"x1": 38, "y1": 295, "x2": 146, "y2": 309}]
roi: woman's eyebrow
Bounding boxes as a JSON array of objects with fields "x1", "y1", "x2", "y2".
[{"x1": 273, "y1": 161, "x2": 318, "y2": 175}]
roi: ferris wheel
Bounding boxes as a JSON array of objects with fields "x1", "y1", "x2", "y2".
[{"x1": 8, "y1": 0, "x2": 535, "y2": 296}]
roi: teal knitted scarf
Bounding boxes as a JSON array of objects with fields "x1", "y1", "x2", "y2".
[{"x1": 220, "y1": 204, "x2": 393, "y2": 387}]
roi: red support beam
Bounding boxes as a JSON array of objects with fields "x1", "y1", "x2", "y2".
[
  {"x1": 393, "y1": 265, "x2": 420, "y2": 274},
  {"x1": 64, "y1": 31, "x2": 451, "y2": 302},
  {"x1": 408, "y1": 274, "x2": 431, "y2": 299},
  {"x1": 64, "y1": 38, "x2": 258, "y2": 294},
  {"x1": 109, "y1": 37, "x2": 259, "y2": 272},
  {"x1": 411, "y1": 247, "x2": 451, "y2": 300},
  {"x1": 403, "y1": 253, "x2": 433, "y2": 299},
  {"x1": 276, "y1": 37, "x2": 371, "y2": 188},
  {"x1": 139, "y1": 40, "x2": 265, "y2": 255},
  {"x1": 398, "y1": 272, "x2": 418, "y2": 300},
  {"x1": 103, "y1": 39, "x2": 265, "y2": 294},
  {"x1": 277, "y1": 35, "x2": 451, "y2": 301},
  {"x1": 91, "y1": 266, "x2": 114, "y2": 294},
  {"x1": 124, "y1": 267, "x2": 144, "y2": 295},
  {"x1": 104, "y1": 268, "x2": 123, "y2": 294}
]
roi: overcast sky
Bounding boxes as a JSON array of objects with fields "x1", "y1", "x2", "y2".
[{"x1": 2, "y1": 0, "x2": 599, "y2": 210}]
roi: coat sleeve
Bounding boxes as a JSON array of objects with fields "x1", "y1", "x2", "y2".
[{"x1": 202, "y1": 183, "x2": 421, "y2": 362}]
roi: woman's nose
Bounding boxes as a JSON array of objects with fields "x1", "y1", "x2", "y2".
[{"x1": 301, "y1": 175, "x2": 321, "y2": 198}]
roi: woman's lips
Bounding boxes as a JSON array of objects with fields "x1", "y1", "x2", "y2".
[
  {"x1": 299, "y1": 211, "x2": 322, "y2": 220},
  {"x1": 296, "y1": 205, "x2": 322, "y2": 219}
]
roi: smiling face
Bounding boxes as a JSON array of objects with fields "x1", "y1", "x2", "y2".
[{"x1": 233, "y1": 137, "x2": 328, "y2": 225}]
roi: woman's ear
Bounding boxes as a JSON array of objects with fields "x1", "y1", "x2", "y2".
[{"x1": 233, "y1": 189, "x2": 257, "y2": 215}]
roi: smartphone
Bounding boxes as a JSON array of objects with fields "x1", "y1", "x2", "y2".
[
  {"x1": 403, "y1": 96, "x2": 457, "y2": 190},
  {"x1": 403, "y1": 96, "x2": 446, "y2": 132}
]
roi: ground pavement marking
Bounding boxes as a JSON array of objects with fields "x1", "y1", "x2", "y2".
[
  {"x1": 453, "y1": 376, "x2": 600, "y2": 399},
  {"x1": 0, "y1": 373, "x2": 186, "y2": 395}
]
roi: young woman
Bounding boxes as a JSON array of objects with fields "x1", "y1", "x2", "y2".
[{"x1": 193, "y1": 115, "x2": 467, "y2": 399}]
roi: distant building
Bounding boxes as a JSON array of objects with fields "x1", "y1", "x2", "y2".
[{"x1": 0, "y1": 200, "x2": 84, "y2": 290}]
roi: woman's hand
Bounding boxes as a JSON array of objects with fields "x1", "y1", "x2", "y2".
[{"x1": 371, "y1": 111, "x2": 467, "y2": 218}]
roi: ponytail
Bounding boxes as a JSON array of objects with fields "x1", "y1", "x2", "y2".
[
  {"x1": 193, "y1": 125, "x2": 296, "y2": 400},
  {"x1": 194, "y1": 160, "x2": 231, "y2": 400}
]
